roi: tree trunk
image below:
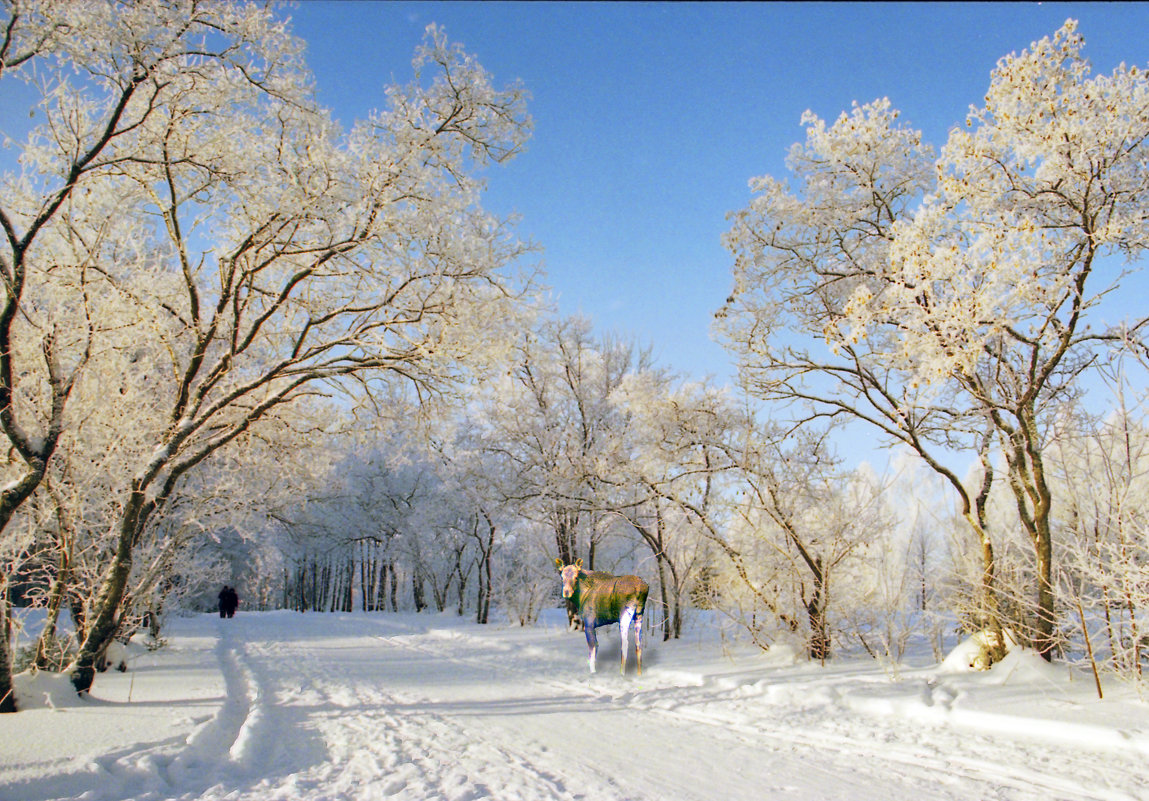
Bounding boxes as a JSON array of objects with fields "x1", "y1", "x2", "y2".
[
  {"x1": 976, "y1": 527, "x2": 1007, "y2": 656},
  {"x1": 554, "y1": 506, "x2": 580, "y2": 567},
  {"x1": 380, "y1": 553, "x2": 389, "y2": 612},
  {"x1": 412, "y1": 570, "x2": 426, "y2": 612},
  {"x1": 626, "y1": 502, "x2": 682, "y2": 641},
  {"x1": 805, "y1": 565, "x2": 829, "y2": 663},
  {"x1": 1002, "y1": 412, "x2": 1056, "y2": 661},
  {"x1": 656, "y1": 555, "x2": 672, "y2": 642},
  {"x1": 69, "y1": 594, "x2": 86, "y2": 642},
  {"x1": 69, "y1": 489, "x2": 147, "y2": 694},
  {"x1": 360, "y1": 543, "x2": 372, "y2": 612},
  {"x1": 344, "y1": 557, "x2": 354, "y2": 612},
  {"x1": 371, "y1": 548, "x2": 388, "y2": 613},
  {"x1": 34, "y1": 548, "x2": 71, "y2": 669},
  {"x1": 454, "y1": 548, "x2": 470, "y2": 617},
  {"x1": 312, "y1": 562, "x2": 320, "y2": 611},
  {"x1": 806, "y1": 597, "x2": 829, "y2": 663},
  {"x1": 476, "y1": 563, "x2": 489, "y2": 625},
  {"x1": 320, "y1": 560, "x2": 332, "y2": 612},
  {"x1": 477, "y1": 520, "x2": 493, "y2": 625},
  {"x1": 0, "y1": 578, "x2": 16, "y2": 714},
  {"x1": 481, "y1": 550, "x2": 492, "y2": 624},
  {"x1": 1034, "y1": 521, "x2": 1056, "y2": 660},
  {"x1": 959, "y1": 432, "x2": 1007, "y2": 665},
  {"x1": 657, "y1": 505, "x2": 683, "y2": 640}
]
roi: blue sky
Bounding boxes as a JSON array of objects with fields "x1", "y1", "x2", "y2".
[
  {"x1": 283, "y1": 2, "x2": 1149, "y2": 383},
  {"x1": 3, "y1": 2, "x2": 1144, "y2": 385}
]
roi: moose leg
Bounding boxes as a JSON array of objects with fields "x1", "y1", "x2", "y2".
[
  {"x1": 635, "y1": 611, "x2": 644, "y2": 675},
  {"x1": 619, "y1": 606, "x2": 634, "y2": 675},
  {"x1": 584, "y1": 624, "x2": 598, "y2": 674}
]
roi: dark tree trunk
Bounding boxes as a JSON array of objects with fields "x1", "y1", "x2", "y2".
[
  {"x1": 626, "y1": 502, "x2": 682, "y2": 642},
  {"x1": 0, "y1": 578, "x2": 16, "y2": 713},
  {"x1": 554, "y1": 507, "x2": 579, "y2": 567},
  {"x1": 34, "y1": 553, "x2": 71, "y2": 669},
  {"x1": 70, "y1": 488, "x2": 148, "y2": 694},
  {"x1": 656, "y1": 556, "x2": 672, "y2": 642},
  {"x1": 344, "y1": 557, "x2": 354, "y2": 612},
  {"x1": 360, "y1": 543, "x2": 373, "y2": 612},
  {"x1": 377, "y1": 560, "x2": 388, "y2": 613},
  {"x1": 450, "y1": 543, "x2": 473, "y2": 618},
  {"x1": 805, "y1": 557, "x2": 829, "y2": 663},
  {"x1": 476, "y1": 513, "x2": 493, "y2": 625},
  {"x1": 412, "y1": 570, "x2": 426, "y2": 612},
  {"x1": 481, "y1": 551, "x2": 492, "y2": 624}
]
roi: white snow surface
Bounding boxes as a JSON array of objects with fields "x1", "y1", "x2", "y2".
[{"x1": 3, "y1": 610, "x2": 1149, "y2": 801}]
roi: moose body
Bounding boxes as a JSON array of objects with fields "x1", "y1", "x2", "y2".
[{"x1": 556, "y1": 558, "x2": 649, "y2": 675}]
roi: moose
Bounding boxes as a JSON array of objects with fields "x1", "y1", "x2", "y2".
[{"x1": 555, "y1": 558, "x2": 649, "y2": 675}]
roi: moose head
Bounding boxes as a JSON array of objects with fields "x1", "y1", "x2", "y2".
[{"x1": 556, "y1": 557, "x2": 584, "y2": 600}]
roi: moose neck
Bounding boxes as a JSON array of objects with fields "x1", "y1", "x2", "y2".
[{"x1": 569, "y1": 570, "x2": 596, "y2": 607}]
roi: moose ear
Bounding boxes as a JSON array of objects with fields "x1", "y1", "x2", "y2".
[
  {"x1": 575, "y1": 558, "x2": 583, "y2": 569},
  {"x1": 554, "y1": 558, "x2": 563, "y2": 570}
]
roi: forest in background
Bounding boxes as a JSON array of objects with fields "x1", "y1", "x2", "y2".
[{"x1": 1, "y1": 1, "x2": 1148, "y2": 712}]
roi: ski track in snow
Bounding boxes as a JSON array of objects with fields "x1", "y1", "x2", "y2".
[
  {"x1": 3, "y1": 612, "x2": 1148, "y2": 801},
  {"x1": 360, "y1": 620, "x2": 1143, "y2": 801},
  {"x1": 82, "y1": 624, "x2": 283, "y2": 800}
]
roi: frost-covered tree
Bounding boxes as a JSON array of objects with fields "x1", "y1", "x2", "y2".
[
  {"x1": 271, "y1": 426, "x2": 422, "y2": 614},
  {"x1": 1047, "y1": 368, "x2": 1149, "y2": 684},
  {"x1": 426, "y1": 415, "x2": 520, "y2": 624},
  {"x1": 0, "y1": 0, "x2": 531, "y2": 700},
  {"x1": 491, "y1": 521, "x2": 556, "y2": 626},
  {"x1": 475, "y1": 317, "x2": 649, "y2": 569},
  {"x1": 715, "y1": 97, "x2": 1013, "y2": 656},
  {"x1": 834, "y1": 454, "x2": 954, "y2": 664},
  {"x1": 607, "y1": 373, "x2": 732, "y2": 640},
  {"x1": 720, "y1": 20, "x2": 1149, "y2": 661},
  {"x1": 436, "y1": 316, "x2": 667, "y2": 628},
  {"x1": 723, "y1": 425, "x2": 883, "y2": 661}
]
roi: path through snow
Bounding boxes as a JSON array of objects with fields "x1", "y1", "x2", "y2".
[{"x1": 3, "y1": 611, "x2": 1148, "y2": 800}]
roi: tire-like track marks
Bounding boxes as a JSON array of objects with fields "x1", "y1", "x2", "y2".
[
  {"x1": 216, "y1": 615, "x2": 606, "y2": 801},
  {"x1": 371, "y1": 618, "x2": 1142, "y2": 801},
  {"x1": 27, "y1": 614, "x2": 1144, "y2": 801}
]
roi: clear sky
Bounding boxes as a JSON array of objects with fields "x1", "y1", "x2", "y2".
[
  {"x1": 3, "y1": 2, "x2": 1145, "y2": 385},
  {"x1": 281, "y1": 1, "x2": 1149, "y2": 384}
]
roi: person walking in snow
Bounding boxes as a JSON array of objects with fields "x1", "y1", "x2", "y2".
[{"x1": 219, "y1": 585, "x2": 238, "y2": 618}]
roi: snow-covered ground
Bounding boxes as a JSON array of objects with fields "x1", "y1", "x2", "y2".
[{"x1": 3, "y1": 610, "x2": 1148, "y2": 801}]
